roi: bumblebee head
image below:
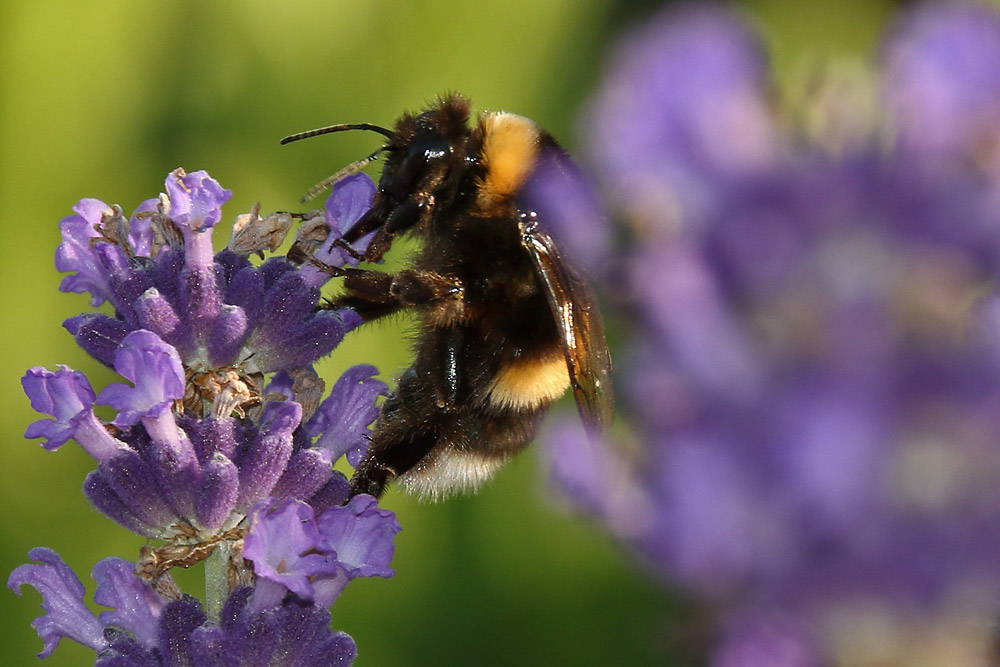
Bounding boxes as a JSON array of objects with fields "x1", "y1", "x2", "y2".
[{"x1": 280, "y1": 94, "x2": 474, "y2": 258}]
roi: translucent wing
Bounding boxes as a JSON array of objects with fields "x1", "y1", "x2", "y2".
[{"x1": 519, "y1": 214, "x2": 614, "y2": 433}]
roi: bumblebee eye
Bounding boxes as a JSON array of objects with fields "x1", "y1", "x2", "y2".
[{"x1": 390, "y1": 132, "x2": 451, "y2": 200}]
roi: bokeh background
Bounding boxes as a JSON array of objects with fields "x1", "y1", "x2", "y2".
[{"x1": 0, "y1": 1, "x2": 950, "y2": 665}]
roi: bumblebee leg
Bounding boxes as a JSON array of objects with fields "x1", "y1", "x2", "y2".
[
  {"x1": 349, "y1": 428, "x2": 441, "y2": 498},
  {"x1": 331, "y1": 267, "x2": 463, "y2": 309},
  {"x1": 391, "y1": 269, "x2": 465, "y2": 321},
  {"x1": 349, "y1": 377, "x2": 444, "y2": 499},
  {"x1": 328, "y1": 267, "x2": 465, "y2": 321},
  {"x1": 322, "y1": 268, "x2": 403, "y2": 322}
]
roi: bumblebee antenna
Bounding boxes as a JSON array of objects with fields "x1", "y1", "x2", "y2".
[
  {"x1": 280, "y1": 123, "x2": 395, "y2": 145},
  {"x1": 299, "y1": 148, "x2": 385, "y2": 202}
]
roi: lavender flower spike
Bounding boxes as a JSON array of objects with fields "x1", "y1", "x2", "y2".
[{"x1": 15, "y1": 166, "x2": 397, "y2": 665}]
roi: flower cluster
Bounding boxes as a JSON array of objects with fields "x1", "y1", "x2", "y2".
[
  {"x1": 550, "y1": 4, "x2": 1000, "y2": 664},
  {"x1": 9, "y1": 168, "x2": 400, "y2": 665}
]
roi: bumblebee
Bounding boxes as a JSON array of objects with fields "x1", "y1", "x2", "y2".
[{"x1": 282, "y1": 94, "x2": 613, "y2": 500}]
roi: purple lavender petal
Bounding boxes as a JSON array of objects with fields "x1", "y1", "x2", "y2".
[
  {"x1": 150, "y1": 245, "x2": 185, "y2": 304},
  {"x1": 226, "y1": 264, "x2": 265, "y2": 324},
  {"x1": 770, "y1": 383, "x2": 885, "y2": 536},
  {"x1": 21, "y1": 366, "x2": 122, "y2": 461},
  {"x1": 644, "y1": 434, "x2": 777, "y2": 592},
  {"x1": 317, "y1": 494, "x2": 399, "y2": 580},
  {"x1": 56, "y1": 198, "x2": 117, "y2": 306},
  {"x1": 64, "y1": 313, "x2": 131, "y2": 368},
  {"x1": 214, "y1": 248, "x2": 252, "y2": 284},
  {"x1": 97, "y1": 450, "x2": 180, "y2": 529},
  {"x1": 544, "y1": 419, "x2": 650, "y2": 541},
  {"x1": 133, "y1": 288, "x2": 183, "y2": 346},
  {"x1": 265, "y1": 371, "x2": 296, "y2": 402},
  {"x1": 271, "y1": 447, "x2": 334, "y2": 502},
  {"x1": 307, "y1": 472, "x2": 352, "y2": 515},
  {"x1": 21, "y1": 366, "x2": 94, "y2": 424},
  {"x1": 189, "y1": 416, "x2": 241, "y2": 462},
  {"x1": 187, "y1": 624, "x2": 227, "y2": 667},
  {"x1": 7, "y1": 548, "x2": 108, "y2": 657},
  {"x1": 164, "y1": 169, "x2": 232, "y2": 269},
  {"x1": 248, "y1": 267, "x2": 310, "y2": 321},
  {"x1": 165, "y1": 168, "x2": 232, "y2": 231},
  {"x1": 221, "y1": 593, "x2": 357, "y2": 666},
  {"x1": 227, "y1": 600, "x2": 284, "y2": 662},
  {"x1": 235, "y1": 401, "x2": 301, "y2": 512},
  {"x1": 268, "y1": 604, "x2": 358, "y2": 667},
  {"x1": 128, "y1": 198, "x2": 159, "y2": 257},
  {"x1": 84, "y1": 471, "x2": 161, "y2": 537},
  {"x1": 175, "y1": 265, "x2": 225, "y2": 355},
  {"x1": 244, "y1": 499, "x2": 338, "y2": 600},
  {"x1": 96, "y1": 330, "x2": 185, "y2": 427},
  {"x1": 104, "y1": 261, "x2": 154, "y2": 331},
  {"x1": 92, "y1": 557, "x2": 165, "y2": 650},
  {"x1": 144, "y1": 426, "x2": 201, "y2": 521},
  {"x1": 307, "y1": 364, "x2": 387, "y2": 467},
  {"x1": 631, "y1": 242, "x2": 764, "y2": 403},
  {"x1": 316, "y1": 173, "x2": 377, "y2": 267},
  {"x1": 194, "y1": 453, "x2": 240, "y2": 531},
  {"x1": 94, "y1": 636, "x2": 160, "y2": 667},
  {"x1": 307, "y1": 494, "x2": 398, "y2": 608},
  {"x1": 218, "y1": 586, "x2": 254, "y2": 631},
  {"x1": 156, "y1": 596, "x2": 207, "y2": 666},
  {"x1": 248, "y1": 263, "x2": 364, "y2": 370},
  {"x1": 208, "y1": 304, "x2": 249, "y2": 368},
  {"x1": 248, "y1": 271, "x2": 322, "y2": 360},
  {"x1": 261, "y1": 309, "x2": 362, "y2": 371}
]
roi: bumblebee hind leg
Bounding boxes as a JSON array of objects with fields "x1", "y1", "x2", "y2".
[{"x1": 349, "y1": 427, "x2": 441, "y2": 498}]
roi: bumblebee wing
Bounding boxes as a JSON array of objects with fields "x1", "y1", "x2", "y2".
[{"x1": 519, "y1": 217, "x2": 614, "y2": 433}]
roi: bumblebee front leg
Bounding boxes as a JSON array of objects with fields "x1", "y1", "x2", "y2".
[
  {"x1": 322, "y1": 267, "x2": 401, "y2": 321},
  {"x1": 325, "y1": 267, "x2": 465, "y2": 323}
]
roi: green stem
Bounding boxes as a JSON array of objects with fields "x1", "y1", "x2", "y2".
[{"x1": 205, "y1": 541, "x2": 231, "y2": 623}]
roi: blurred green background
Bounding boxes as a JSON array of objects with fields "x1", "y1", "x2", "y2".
[{"x1": 0, "y1": 1, "x2": 908, "y2": 664}]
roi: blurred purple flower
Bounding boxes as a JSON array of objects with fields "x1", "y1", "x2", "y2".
[
  {"x1": 586, "y1": 5, "x2": 777, "y2": 230},
  {"x1": 549, "y1": 3, "x2": 1000, "y2": 664},
  {"x1": 883, "y1": 2, "x2": 1000, "y2": 163}
]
